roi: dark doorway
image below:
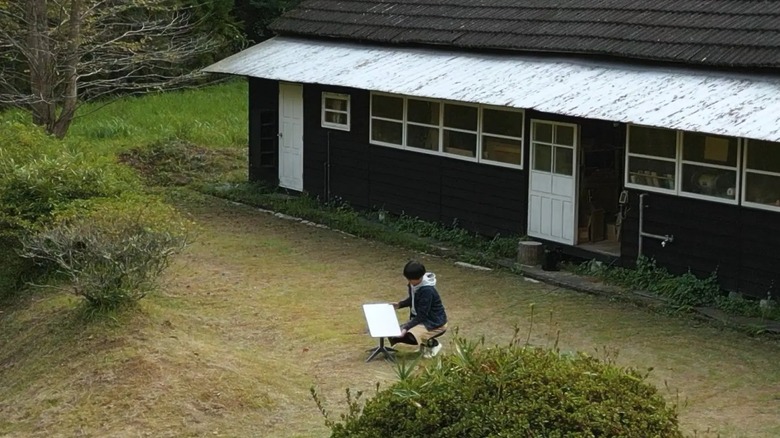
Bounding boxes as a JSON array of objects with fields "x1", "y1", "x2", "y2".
[{"x1": 577, "y1": 119, "x2": 625, "y2": 256}]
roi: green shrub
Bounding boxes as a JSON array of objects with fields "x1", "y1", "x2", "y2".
[
  {"x1": 578, "y1": 257, "x2": 720, "y2": 308},
  {"x1": 0, "y1": 122, "x2": 138, "y2": 233},
  {"x1": 317, "y1": 337, "x2": 683, "y2": 438},
  {"x1": 0, "y1": 237, "x2": 38, "y2": 299},
  {"x1": 19, "y1": 195, "x2": 193, "y2": 309},
  {"x1": 0, "y1": 122, "x2": 141, "y2": 299}
]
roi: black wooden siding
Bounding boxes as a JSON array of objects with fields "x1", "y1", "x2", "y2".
[
  {"x1": 247, "y1": 78, "x2": 778, "y2": 299},
  {"x1": 620, "y1": 191, "x2": 780, "y2": 298},
  {"x1": 300, "y1": 84, "x2": 527, "y2": 236}
]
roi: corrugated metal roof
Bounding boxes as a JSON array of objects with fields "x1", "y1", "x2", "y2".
[{"x1": 204, "y1": 37, "x2": 780, "y2": 142}]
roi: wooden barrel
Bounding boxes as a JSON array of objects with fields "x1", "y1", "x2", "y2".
[{"x1": 517, "y1": 241, "x2": 543, "y2": 266}]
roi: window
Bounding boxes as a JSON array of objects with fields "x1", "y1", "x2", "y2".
[
  {"x1": 531, "y1": 121, "x2": 575, "y2": 176},
  {"x1": 626, "y1": 126, "x2": 677, "y2": 191},
  {"x1": 744, "y1": 139, "x2": 780, "y2": 211},
  {"x1": 482, "y1": 108, "x2": 524, "y2": 166},
  {"x1": 681, "y1": 132, "x2": 739, "y2": 202},
  {"x1": 442, "y1": 103, "x2": 478, "y2": 157},
  {"x1": 321, "y1": 93, "x2": 350, "y2": 131},
  {"x1": 369, "y1": 92, "x2": 525, "y2": 168},
  {"x1": 370, "y1": 94, "x2": 404, "y2": 145},
  {"x1": 626, "y1": 126, "x2": 746, "y2": 204},
  {"x1": 406, "y1": 99, "x2": 439, "y2": 151}
]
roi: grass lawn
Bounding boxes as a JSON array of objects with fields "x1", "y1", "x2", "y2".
[
  {"x1": 1, "y1": 80, "x2": 779, "y2": 437},
  {"x1": 1, "y1": 192, "x2": 779, "y2": 437}
]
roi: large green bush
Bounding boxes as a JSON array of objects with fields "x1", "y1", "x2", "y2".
[
  {"x1": 319, "y1": 337, "x2": 683, "y2": 438},
  {"x1": 19, "y1": 195, "x2": 193, "y2": 309},
  {"x1": 0, "y1": 121, "x2": 140, "y2": 299},
  {"x1": 0, "y1": 122, "x2": 138, "y2": 233}
]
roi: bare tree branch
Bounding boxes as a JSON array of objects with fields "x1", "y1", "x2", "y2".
[{"x1": 0, "y1": 0, "x2": 224, "y2": 137}]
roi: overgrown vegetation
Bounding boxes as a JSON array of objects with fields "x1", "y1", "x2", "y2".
[
  {"x1": 202, "y1": 181, "x2": 521, "y2": 266},
  {"x1": 0, "y1": 121, "x2": 139, "y2": 298},
  {"x1": 119, "y1": 139, "x2": 246, "y2": 186},
  {"x1": 20, "y1": 195, "x2": 192, "y2": 310},
  {"x1": 312, "y1": 332, "x2": 684, "y2": 437},
  {"x1": 0, "y1": 120, "x2": 192, "y2": 309},
  {"x1": 576, "y1": 257, "x2": 780, "y2": 321}
]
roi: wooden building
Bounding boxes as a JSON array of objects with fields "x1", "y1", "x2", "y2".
[{"x1": 205, "y1": 0, "x2": 780, "y2": 299}]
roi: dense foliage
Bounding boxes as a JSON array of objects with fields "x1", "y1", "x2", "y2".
[
  {"x1": 0, "y1": 121, "x2": 190, "y2": 309},
  {"x1": 317, "y1": 337, "x2": 684, "y2": 438},
  {"x1": 578, "y1": 256, "x2": 720, "y2": 308},
  {"x1": 0, "y1": 122, "x2": 139, "y2": 297}
]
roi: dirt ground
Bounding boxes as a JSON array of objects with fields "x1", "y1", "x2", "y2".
[{"x1": 2, "y1": 196, "x2": 779, "y2": 437}]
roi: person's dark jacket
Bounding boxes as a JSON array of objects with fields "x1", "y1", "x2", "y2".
[{"x1": 398, "y1": 272, "x2": 447, "y2": 330}]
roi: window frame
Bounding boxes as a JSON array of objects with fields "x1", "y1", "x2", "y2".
[
  {"x1": 321, "y1": 92, "x2": 351, "y2": 131},
  {"x1": 369, "y1": 92, "x2": 405, "y2": 149},
  {"x1": 742, "y1": 139, "x2": 780, "y2": 212},
  {"x1": 530, "y1": 119, "x2": 578, "y2": 176},
  {"x1": 678, "y1": 133, "x2": 741, "y2": 205},
  {"x1": 368, "y1": 92, "x2": 525, "y2": 169},
  {"x1": 440, "y1": 100, "x2": 480, "y2": 162},
  {"x1": 405, "y1": 97, "x2": 442, "y2": 153},
  {"x1": 624, "y1": 125, "x2": 679, "y2": 195},
  {"x1": 480, "y1": 105, "x2": 526, "y2": 169}
]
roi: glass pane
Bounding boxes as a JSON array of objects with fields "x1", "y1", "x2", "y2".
[
  {"x1": 628, "y1": 156, "x2": 676, "y2": 189},
  {"x1": 482, "y1": 136, "x2": 521, "y2": 165},
  {"x1": 372, "y1": 94, "x2": 403, "y2": 120},
  {"x1": 442, "y1": 130, "x2": 476, "y2": 157},
  {"x1": 408, "y1": 99, "x2": 440, "y2": 125},
  {"x1": 533, "y1": 122, "x2": 553, "y2": 143},
  {"x1": 554, "y1": 146, "x2": 573, "y2": 175},
  {"x1": 682, "y1": 132, "x2": 738, "y2": 166},
  {"x1": 747, "y1": 140, "x2": 780, "y2": 173},
  {"x1": 745, "y1": 172, "x2": 780, "y2": 206},
  {"x1": 443, "y1": 104, "x2": 478, "y2": 131},
  {"x1": 371, "y1": 119, "x2": 402, "y2": 144},
  {"x1": 556, "y1": 125, "x2": 575, "y2": 147},
  {"x1": 629, "y1": 126, "x2": 676, "y2": 158},
  {"x1": 325, "y1": 97, "x2": 348, "y2": 111},
  {"x1": 483, "y1": 109, "x2": 522, "y2": 138},
  {"x1": 407, "y1": 125, "x2": 439, "y2": 151},
  {"x1": 682, "y1": 164, "x2": 737, "y2": 199},
  {"x1": 533, "y1": 143, "x2": 552, "y2": 172},
  {"x1": 325, "y1": 112, "x2": 347, "y2": 125}
]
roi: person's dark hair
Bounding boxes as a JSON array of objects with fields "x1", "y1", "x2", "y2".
[{"x1": 403, "y1": 260, "x2": 426, "y2": 280}]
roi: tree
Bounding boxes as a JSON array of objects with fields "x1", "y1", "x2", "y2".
[
  {"x1": 235, "y1": 0, "x2": 301, "y2": 43},
  {"x1": 0, "y1": 0, "x2": 225, "y2": 138}
]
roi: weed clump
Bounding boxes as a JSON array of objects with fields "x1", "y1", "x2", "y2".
[
  {"x1": 20, "y1": 194, "x2": 192, "y2": 310},
  {"x1": 314, "y1": 336, "x2": 683, "y2": 438},
  {"x1": 119, "y1": 139, "x2": 245, "y2": 186}
]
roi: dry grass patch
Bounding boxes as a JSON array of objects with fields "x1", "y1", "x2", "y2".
[{"x1": 2, "y1": 195, "x2": 780, "y2": 437}]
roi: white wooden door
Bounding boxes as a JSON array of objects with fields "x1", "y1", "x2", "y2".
[
  {"x1": 278, "y1": 83, "x2": 304, "y2": 191},
  {"x1": 527, "y1": 120, "x2": 578, "y2": 245}
]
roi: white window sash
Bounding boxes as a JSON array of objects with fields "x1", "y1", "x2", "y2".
[
  {"x1": 321, "y1": 92, "x2": 351, "y2": 131},
  {"x1": 368, "y1": 92, "x2": 524, "y2": 169},
  {"x1": 742, "y1": 139, "x2": 780, "y2": 212}
]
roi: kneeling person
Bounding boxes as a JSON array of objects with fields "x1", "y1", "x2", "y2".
[{"x1": 390, "y1": 261, "x2": 448, "y2": 358}]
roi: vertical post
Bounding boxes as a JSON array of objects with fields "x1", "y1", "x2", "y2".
[{"x1": 638, "y1": 193, "x2": 646, "y2": 260}]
